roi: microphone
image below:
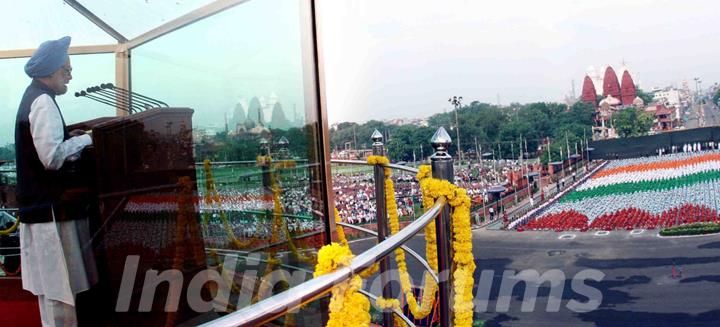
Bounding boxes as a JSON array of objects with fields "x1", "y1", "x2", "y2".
[
  {"x1": 75, "y1": 83, "x2": 168, "y2": 114},
  {"x1": 103, "y1": 83, "x2": 169, "y2": 108},
  {"x1": 77, "y1": 90, "x2": 132, "y2": 114},
  {"x1": 86, "y1": 86, "x2": 142, "y2": 113}
]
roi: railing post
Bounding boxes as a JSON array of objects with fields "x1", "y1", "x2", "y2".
[
  {"x1": 372, "y1": 130, "x2": 394, "y2": 327},
  {"x1": 259, "y1": 137, "x2": 272, "y2": 192},
  {"x1": 259, "y1": 137, "x2": 273, "y2": 225},
  {"x1": 430, "y1": 127, "x2": 454, "y2": 327},
  {"x1": 277, "y1": 136, "x2": 290, "y2": 160}
]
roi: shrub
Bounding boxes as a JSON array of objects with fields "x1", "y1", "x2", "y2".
[{"x1": 660, "y1": 222, "x2": 720, "y2": 236}]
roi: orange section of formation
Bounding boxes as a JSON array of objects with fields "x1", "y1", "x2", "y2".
[{"x1": 593, "y1": 153, "x2": 720, "y2": 179}]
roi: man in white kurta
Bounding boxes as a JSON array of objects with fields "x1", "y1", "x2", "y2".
[{"x1": 15, "y1": 36, "x2": 97, "y2": 327}]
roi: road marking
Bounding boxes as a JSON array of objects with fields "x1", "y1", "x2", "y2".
[
  {"x1": 657, "y1": 231, "x2": 720, "y2": 239},
  {"x1": 558, "y1": 234, "x2": 576, "y2": 240},
  {"x1": 630, "y1": 229, "x2": 645, "y2": 235},
  {"x1": 595, "y1": 231, "x2": 610, "y2": 236}
]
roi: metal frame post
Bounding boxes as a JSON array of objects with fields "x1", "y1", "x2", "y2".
[
  {"x1": 259, "y1": 138, "x2": 275, "y2": 240},
  {"x1": 371, "y1": 130, "x2": 394, "y2": 327},
  {"x1": 277, "y1": 136, "x2": 290, "y2": 160},
  {"x1": 259, "y1": 138, "x2": 272, "y2": 193},
  {"x1": 430, "y1": 127, "x2": 454, "y2": 327}
]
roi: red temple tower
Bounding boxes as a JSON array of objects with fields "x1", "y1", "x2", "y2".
[
  {"x1": 580, "y1": 75, "x2": 597, "y2": 104},
  {"x1": 620, "y1": 70, "x2": 637, "y2": 105},
  {"x1": 602, "y1": 66, "x2": 621, "y2": 99}
]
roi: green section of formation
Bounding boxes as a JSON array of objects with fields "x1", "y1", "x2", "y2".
[
  {"x1": 560, "y1": 170, "x2": 720, "y2": 203},
  {"x1": 660, "y1": 222, "x2": 720, "y2": 237}
]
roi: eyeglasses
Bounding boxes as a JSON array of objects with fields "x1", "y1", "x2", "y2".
[{"x1": 61, "y1": 66, "x2": 72, "y2": 76}]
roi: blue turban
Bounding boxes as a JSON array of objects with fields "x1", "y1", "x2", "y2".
[{"x1": 24, "y1": 36, "x2": 71, "y2": 78}]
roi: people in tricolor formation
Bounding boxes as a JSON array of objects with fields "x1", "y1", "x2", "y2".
[{"x1": 526, "y1": 149, "x2": 720, "y2": 227}]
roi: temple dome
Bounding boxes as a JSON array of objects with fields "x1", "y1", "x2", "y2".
[
  {"x1": 599, "y1": 95, "x2": 621, "y2": 106},
  {"x1": 602, "y1": 66, "x2": 621, "y2": 99},
  {"x1": 580, "y1": 75, "x2": 598, "y2": 104},
  {"x1": 620, "y1": 70, "x2": 637, "y2": 105},
  {"x1": 633, "y1": 96, "x2": 645, "y2": 107}
]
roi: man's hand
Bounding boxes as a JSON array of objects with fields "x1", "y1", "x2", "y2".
[{"x1": 69, "y1": 129, "x2": 86, "y2": 137}]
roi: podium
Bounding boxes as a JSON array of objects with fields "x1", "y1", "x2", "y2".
[{"x1": 69, "y1": 108, "x2": 207, "y2": 326}]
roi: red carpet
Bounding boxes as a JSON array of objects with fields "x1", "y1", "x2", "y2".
[{"x1": 0, "y1": 278, "x2": 41, "y2": 326}]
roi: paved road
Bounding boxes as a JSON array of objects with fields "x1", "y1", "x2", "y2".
[
  {"x1": 686, "y1": 102, "x2": 720, "y2": 129},
  {"x1": 701, "y1": 103, "x2": 720, "y2": 127},
  {"x1": 351, "y1": 229, "x2": 720, "y2": 326}
]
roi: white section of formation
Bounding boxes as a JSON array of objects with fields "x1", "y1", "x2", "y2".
[
  {"x1": 577, "y1": 160, "x2": 720, "y2": 191},
  {"x1": 542, "y1": 179, "x2": 720, "y2": 221}
]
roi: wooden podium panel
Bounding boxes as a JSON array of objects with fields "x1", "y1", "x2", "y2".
[{"x1": 71, "y1": 108, "x2": 207, "y2": 327}]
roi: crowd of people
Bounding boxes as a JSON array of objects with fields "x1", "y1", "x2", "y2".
[
  {"x1": 454, "y1": 159, "x2": 522, "y2": 195},
  {"x1": 118, "y1": 174, "x2": 324, "y2": 247},
  {"x1": 333, "y1": 171, "x2": 418, "y2": 224},
  {"x1": 188, "y1": 154, "x2": 596, "y2": 237},
  {"x1": 331, "y1": 158, "x2": 553, "y2": 225}
]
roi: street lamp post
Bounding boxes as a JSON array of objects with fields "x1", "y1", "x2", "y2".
[
  {"x1": 449, "y1": 96, "x2": 463, "y2": 162},
  {"x1": 694, "y1": 77, "x2": 702, "y2": 104}
]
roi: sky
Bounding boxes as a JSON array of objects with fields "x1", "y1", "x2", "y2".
[
  {"x1": 318, "y1": 0, "x2": 720, "y2": 124},
  {"x1": 1, "y1": 0, "x2": 719, "y2": 146},
  {"x1": 0, "y1": 0, "x2": 305, "y2": 146}
]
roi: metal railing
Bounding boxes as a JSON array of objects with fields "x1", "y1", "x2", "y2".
[
  {"x1": 202, "y1": 127, "x2": 457, "y2": 327},
  {"x1": 201, "y1": 198, "x2": 444, "y2": 327}
]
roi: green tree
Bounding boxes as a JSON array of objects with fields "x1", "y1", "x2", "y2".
[
  {"x1": 385, "y1": 125, "x2": 417, "y2": 161},
  {"x1": 612, "y1": 107, "x2": 654, "y2": 138},
  {"x1": 0, "y1": 144, "x2": 14, "y2": 161},
  {"x1": 328, "y1": 99, "x2": 601, "y2": 162},
  {"x1": 713, "y1": 89, "x2": 720, "y2": 106},
  {"x1": 271, "y1": 127, "x2": 310, "y2": 159},
  {"x1": 636, "y1": 87, "x2": 654, "y2": 105},
  {"x1": 565, "y1": 101, "x2": 595, "y2": 125}
]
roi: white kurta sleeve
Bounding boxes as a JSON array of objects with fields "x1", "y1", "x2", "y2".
[{"x1": 28, "y1": 94, "x2": 92, "y2": 171}]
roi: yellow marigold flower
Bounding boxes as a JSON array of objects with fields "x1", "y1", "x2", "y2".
[
  {"x1": 314, "y1": 243, "x2": 354, "y2": 277},
  {"x1": 376, "y1": 297, "x2": 401, "y2": 310}
]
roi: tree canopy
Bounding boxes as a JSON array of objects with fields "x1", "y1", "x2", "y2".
[
  {"x1": 0, "y1": 144, "x2": 13, "y2": 161},
  {"x1": 611, "y1": 107, "x2": 654, "y2": 138},
  {"x1": 636, "y1": 87, "x2": 654, "y2": 105},
  {"x1": 330, "y1": 100, "x2": 596, "y2": 162}
]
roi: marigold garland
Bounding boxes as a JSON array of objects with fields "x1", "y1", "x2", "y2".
[
  {"x1": 376, "y1": 296, "x2": 406, "y2": 326},
  {"x1": 382, "y1": 160, "x2": 438, "y2": 319},
  {"x1": 394, "y1": 163, "x2": 476, "y2": 326},
  {"x1": 334, "y1": 208, "x2": 349, "y2": 247},
  {"x1": 334, "y1": 208, "x2": 378, "y2": 277},
  {"x1": 254, "y1": 156, "x2": 307, "y2": 308},
  {"x1": 0, "y1": 204, "x2": 21, "y2": 277},
  {"x1": 202, "y1": 160, "x2": 252, "y2": 248},
  {"x1": 417, "y1": 165, "x2": 476, "y2": 326},
  {"x1": 269, "y1": 158, "x2": 314, "y2": 263},
  {"x1": 256, "y1": 155, "x2": 272, "y2": 166},
  {"x1": 0, "y1": 216, "x2": 19, "y2": 236},
  {"x1": 375, "y1": 297, "x2": 400, "y2": 310},
  {"x1": 275, "y1": 184, "x2": 314, "y2": 263},
  {"x1": 315, "y1": 158, "x2": 476, "y2": 326},
  {"x1": 314, "y1": 243, "x2": 371, "y2": 327}
]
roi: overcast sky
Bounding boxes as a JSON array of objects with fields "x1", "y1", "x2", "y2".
[
  {"x1": 318, "y1": 0, "x2": 720, "y2": 124},
  {"x1": 2, "y1": 0, "x2": 718, "y2": 146}
]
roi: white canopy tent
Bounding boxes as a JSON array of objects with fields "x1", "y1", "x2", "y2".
[{"x1": 1, "y1": 0, "x2": 250, "y2": 116}]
